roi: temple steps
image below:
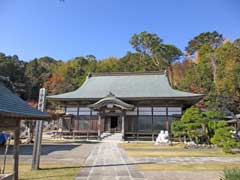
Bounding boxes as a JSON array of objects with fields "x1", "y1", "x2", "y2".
[{"x1": 101, "y1": 133, "x2": 123, "y2": 142}]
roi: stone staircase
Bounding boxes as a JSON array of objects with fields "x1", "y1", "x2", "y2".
[{"x1": 101, "y1": 132, "x2": 123, "y2": 142}]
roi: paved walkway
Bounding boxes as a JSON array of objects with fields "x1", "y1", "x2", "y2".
[{"x1": 75, "y1": 142, "x2": 147, "y2": 180}]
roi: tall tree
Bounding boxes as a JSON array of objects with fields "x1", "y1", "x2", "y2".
[
  {"x1": 214, "y1": 42, "x2": 240, "y2": 113},
  {"x1": 95, "y1": 57, "x2": 120, "y2": 73},
  {"x1": 152, "y1": 44, "x2": 182, "y2": 84},
  {"x1": 130, "y1": 31, "x2": 182, "y2": 85},
  {"x1": 186, "y1": 31, "x2": 224, "y2": 56},
  {"x1": 25, "y1": 56, "x2": 59, "y2": 100},
  {"x1": 119, "y1": 52, "x2": 157, "y2": 72},
  {"x1": 130, "y1": 31, "x2": 163, "y2": 70},
  {"x1": 44, "y1": 56, "x2": 97, "y2": 95},
  {"x1": 0, "y1": 53, "x2": 28, "y2": 99}
]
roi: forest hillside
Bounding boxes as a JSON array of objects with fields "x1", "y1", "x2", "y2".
[{"x1": 0, "y1": 31, "x2": 239, "y2": 113}]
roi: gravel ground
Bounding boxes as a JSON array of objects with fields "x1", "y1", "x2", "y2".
[{"x1": 0, "y1": 142, "x2": 97, "y2": 165}]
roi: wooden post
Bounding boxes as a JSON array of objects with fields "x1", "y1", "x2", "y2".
[
  {"x1": 97, "y1": 114, "x2": 101, "y2": 140},
  {"x1": 166, "y1": 106, "x2": 172, "y2": 145},
  {"x1": 121, "y1": 112, "x2": 125, "y2": 140},
  {"x1": 32, "y1": 88, "x2": 46, "y2": 170},
  {"x1": 136, "y1": 106, "x2": 139, "y2": 140},
  {"x1": 166, "y1": 106, "x2": 169, "y2": 131},
  {"x1": 13, "y1": 121, "x2": 20, "y2": 180},
  {"x1": 108, "y1": 117, "x2": 111, "y2": 132},
  {"x1": 88, "y1": 110, "x2": 92, "y2": 140},
  {"x1": 151, "y1": 107, "x2": 154, "y2": 141},
  {"x1": 77, "y1": 106, "x2": 80, "y2": 131},
  {"x1": 73, "y1": 131, "x2": 75, "y2": 140}
]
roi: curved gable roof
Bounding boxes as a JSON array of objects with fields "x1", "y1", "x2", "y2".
[
  {"x1": 88, "y1": 92, "x2": 134, "y2": 111},
  {"x1": 47, "y1": 72, "x2": 204, "y2": 101}
]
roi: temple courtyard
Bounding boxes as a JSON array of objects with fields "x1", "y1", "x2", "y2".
[{"x1": 1, "y1": 140, "x2": 240, "y2": 180}]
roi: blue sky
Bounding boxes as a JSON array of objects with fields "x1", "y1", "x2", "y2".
[{"x1": 0, "y1": 0, "x2": 239, "y2": 61}]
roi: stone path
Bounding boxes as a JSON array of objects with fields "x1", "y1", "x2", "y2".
[{"x1": 75, "y1": 142, "x2": 147, "y2": 180}]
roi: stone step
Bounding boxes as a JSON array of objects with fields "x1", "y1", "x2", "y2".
[{"x1": 101, "y1": 133, "x2": 123, "y2": 142}]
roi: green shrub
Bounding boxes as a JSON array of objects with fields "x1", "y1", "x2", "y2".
[
  {"x1": 221, "y1": 169, "x2": 240, "y2": 180},
  {"x1": 210, "y1": 120, "x2": 239, "y2": 153},
  {"x1": 223, "y1": 141, "x2": 240, "y2": 153}
]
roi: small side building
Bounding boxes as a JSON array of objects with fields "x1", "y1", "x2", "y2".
[
  {"x1": 47, "y1": 72, "x2": 204, "y2": 140},
  {"x1": 0, "y1": 76, "x2": 50, "y2": 180}
]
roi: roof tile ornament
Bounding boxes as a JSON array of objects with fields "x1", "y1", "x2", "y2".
[{"x1": 106, "y1": 91, "x2": 115, "y2": 97}]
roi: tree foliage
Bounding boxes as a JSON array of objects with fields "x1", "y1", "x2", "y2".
[
  {"x1": 1, "y1": 31, "x2": 239, "y2": 151},
  {"x1": 171, "y1": 107, "x2": 221, "y2": 144},
  {"x1": 180, "y1": 37, "x2": 240, "y2": 113},
  {"x1": 25, "y1": 56, "x2": 60, "y2": 100},
  {"x1": 186, "y1": 31, "x2": 224, "y2": 56},
  {"x1": 130, "y1": 31, "x2": 182, "y2": 72},
  {"x1": 210, "y1": 121, "x2": 240, "y2": 152},
  {"x1": 0, "y1": 31, "x2": 239, "y2": 116},
  {"x1": 0, "y1": 53, "x2": 28, "y2": 99}
]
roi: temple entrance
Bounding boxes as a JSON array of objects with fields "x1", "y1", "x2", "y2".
[
  {"x1": 104, "y1": 116, "x2": 121, "y2": 133},
  {"x1": 110, "y1": 116, "x2": 118, "y2": 129},
  {"x1": 88, "y1": 92, "x2": 135, "y2": 140}
]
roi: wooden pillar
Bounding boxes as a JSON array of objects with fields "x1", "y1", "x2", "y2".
[
  {"x1": 77, "y1": 105, "x2": 80, "y2": 130},
  {"x1": 32, "y1": 119, "x2": 43, "y2": 170},
  {"x1": 73, "y1": 131, "x2": 75, "y2": 140},
  {"x1": 121, "y1": 112, "x2": 125, "y2": 140},
  {"x1": 166, "y1": 106, "x2": 172, "y2": 144},
  {"x1": 13, "y1": 121, "x2": 20, "y2": 180},
  {"x1": 97, "y1": 114, "x2": 101, "y2": 140},
  {"x1": 68, "y1": 117, "x2": 71, "y2": 131},
  {"x1": 166, "y1": 106, "x2": 169, "y2": 131},
  {"x1": 88, "y1": 110, "x2": 92, "y2": 140},
  {"x1": 136, "y1": 106, "x2": 139, "y2": 140},
  {"x1": 151, "y1": 107, "x2": 154, "y2": 141}
]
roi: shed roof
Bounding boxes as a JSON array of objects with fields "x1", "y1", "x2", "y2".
[
  {"x1": 47, "y1": 72, "x2": 204, "y2": 101},
  {"x1": 0, "y1": 81, "x2": 50, "y2": 120}
]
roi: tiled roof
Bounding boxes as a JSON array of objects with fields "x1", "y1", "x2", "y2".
[
  {"x1": 47, "y1": 72, "x2": 204, "y2": 101},
  {"x1": 0, "y1": 81, "x2": 50, "y2": 120}
]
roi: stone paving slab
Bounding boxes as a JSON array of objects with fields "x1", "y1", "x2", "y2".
[{"x1": 75, "y1": 142, "x2": 147, "y2": 180}]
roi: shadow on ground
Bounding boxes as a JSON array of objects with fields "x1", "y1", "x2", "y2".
[
  {"x1": 81, "y1": 161, "x2": 156, "y2": 168},
  {"x1": 0, "y1": 144, "x2": 80, "y2": 155},
  {"x1": 39, "y1": 165, "x2": 81, "y2": 171}
]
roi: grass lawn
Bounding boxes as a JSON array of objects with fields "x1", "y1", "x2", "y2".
[
  {"x1": 138, "y1": 163, "x2": 240, "y2": 171},
  {"x1": 3, "y1": 163, "x2": 81, "y2": 180},
  {"x1": 120, "y1": 142, "x2": 239, "y2": 157},
  {"x1": 121, "y1": 142, "x2": 240, "y2": 171}
]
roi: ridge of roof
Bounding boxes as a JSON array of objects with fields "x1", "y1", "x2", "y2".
[
  {"x1": 89, "y1": 71, "x2": 166, "y2": 77},
  {"x1": 0, "y1": 82, "x2": 50, "y2": 120},
  {"x1": 0, "y1": 76, "x2": 15, "y2": 92}
]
